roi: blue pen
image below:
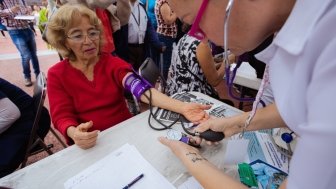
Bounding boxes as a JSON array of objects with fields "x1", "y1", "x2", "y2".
[{"x1": 122, "y1": 173, "x2": 144, "y2": 189}]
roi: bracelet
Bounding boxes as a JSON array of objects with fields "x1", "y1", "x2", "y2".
[{"x1": 239, "y1": 113, "x2": 253, "y2": 138}]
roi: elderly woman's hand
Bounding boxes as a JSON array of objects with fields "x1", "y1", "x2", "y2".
[
  {"x1": 180, "y1": 103, "x2": 211, "y2": 124},
  {"x1": 67, "y1": 121, "x2": 100, "y2": 149}
]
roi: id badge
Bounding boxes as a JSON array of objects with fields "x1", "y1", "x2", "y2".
[{"x1": 138, "y1": 33, "x2": 144, "y2": 44}]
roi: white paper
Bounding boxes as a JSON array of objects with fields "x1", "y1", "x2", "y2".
[
  {"x1": 178, "y1": 176, "x2": 203, "y2": 189},
  {"x1": 64, "y1": 143, "x2": 175, "y2": 189},
  {"x1": 242, "y1": 132, "x2": 289, "y2": 173},
  {"x1": 223, "y1": 139, "x2": 249, "y2": 165}
]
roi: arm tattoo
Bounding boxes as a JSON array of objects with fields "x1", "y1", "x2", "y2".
[{"x1": 186, "y1": 152, "x2": 208, "y2": 163}]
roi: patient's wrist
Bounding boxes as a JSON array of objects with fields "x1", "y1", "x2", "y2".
[{"x1": 66, "y1": 126, "x2": 76, "y2": 139}]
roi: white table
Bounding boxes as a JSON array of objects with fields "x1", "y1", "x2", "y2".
[
  {"x1": 233, "y1": 62, "x2": 261, "y2": 91},
  {"x1": 0, "y1": 92, "x2": 242, "y2": 189},
  {"x1": 232, "y1": 62, "x2": 262, "y2": 109}
]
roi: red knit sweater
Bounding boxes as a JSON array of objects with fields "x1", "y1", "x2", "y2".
[{"x1": 47, "y1": 53, "x2": 132, "y2": 143}]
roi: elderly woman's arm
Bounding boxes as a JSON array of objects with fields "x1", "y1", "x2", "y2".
[
  {"x1": 141, "y1": 88, "x2": 210, "y2": 123},
  {"x1": 122, "y1": 73, "x2": 211, "y2": 123}
]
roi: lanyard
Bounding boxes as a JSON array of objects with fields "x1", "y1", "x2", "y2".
[
  {"x1": 239, "y1": 65, "x2": 269, "y2": 138},
  {"x1": 131, "y1": 4, "x2": 140, "y2": 27}
]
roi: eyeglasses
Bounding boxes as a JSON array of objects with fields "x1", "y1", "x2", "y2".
[
  {"x1": 67, "y1": 29, "x2": 100, "y2": 43},
  {"x1": 187, "y1": 0, "x2": 209, "y2": 41}
]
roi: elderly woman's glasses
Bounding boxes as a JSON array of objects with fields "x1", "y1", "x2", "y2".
[
  {"x1": 67, "y1": 29, "x2": 100, "y2": 43},
  {"x1": 188, "y1": 0, "x2": 209, "y2": 41}
]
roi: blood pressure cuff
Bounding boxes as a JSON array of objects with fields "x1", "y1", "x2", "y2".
[{"x1": 124, "y1": 71, "x2": 152, "y2": 101}]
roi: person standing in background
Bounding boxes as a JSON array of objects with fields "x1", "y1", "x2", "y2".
[
  {"x1": 140, "y1": 0, "x2": 157, "y2": 29},
  {"x1": 0, "y1": 17, "x2": 7, "y2": 38},
  {"x1": 0, "y1": 0, "x2": 40, "y2": 87},
  {"x1": 155, "y1": 0, "x2": 176, "y2": 80},
  {"x1": 114, "y1": 0, "x2": 164, "y2": 70},
  {"x1": 31, "y1": 3, "x2": 40, "y2": 33},
  {"x1": 140, "y1": 0, "x2": 163, "y2": 74}
]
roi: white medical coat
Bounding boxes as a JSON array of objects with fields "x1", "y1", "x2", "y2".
[{"x1": 256, "y1": 0, "x2": 336, "y2": 188}]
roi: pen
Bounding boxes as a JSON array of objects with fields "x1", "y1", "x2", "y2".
[{"x1": 122, "y1": 173, "x2": 144, "y2": 189}]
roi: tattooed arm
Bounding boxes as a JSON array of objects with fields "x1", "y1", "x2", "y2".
[{"x1": 159, "y1": 137, "x2": 247, "y2": 189}]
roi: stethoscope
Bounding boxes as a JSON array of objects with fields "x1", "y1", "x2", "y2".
[
  {"x1": 223, "y1": 0, "x2": 294, "y2": 152},
  {"x1": 222, "y1": 0, "x2": 256, "y2": 103},
  {"x1": 142, "y1": 0, "x2": 250, "y2": 142}
]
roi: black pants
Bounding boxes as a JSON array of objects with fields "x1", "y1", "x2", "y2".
[
  {"x1": 128, "y1": 44, "x2": 145, "y2": 71},
  {"x1": 0, "y1": 107, "x2": 50, "y2": 178}
]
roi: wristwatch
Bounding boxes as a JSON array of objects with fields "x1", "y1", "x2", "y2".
[{"x1": 167, "y1": 129, "x2": 189, "y2": 144}]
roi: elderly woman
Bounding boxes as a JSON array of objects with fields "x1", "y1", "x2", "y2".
[{"x1": 46, "y1": 4, "x2": 210, "y2": 150}]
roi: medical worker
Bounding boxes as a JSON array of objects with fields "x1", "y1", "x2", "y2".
[{"x1": 159, "y1": 0, "x2": 336, "y2": 188}]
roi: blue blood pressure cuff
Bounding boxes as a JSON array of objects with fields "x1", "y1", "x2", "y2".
[{"x1": 124, "y1": 71, "x2": 152, "y2": 101}]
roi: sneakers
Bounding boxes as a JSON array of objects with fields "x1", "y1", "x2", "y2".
[{"x1": 24, "y1": 78, "x2": 33, "y2": 87}]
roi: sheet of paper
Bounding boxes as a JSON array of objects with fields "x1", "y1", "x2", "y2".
[
  {"x1": 223, "y1": 139, "x2": 249, "y2": 165},
  {"x1": 242, "y1": 132, "x2": 289, "y2": 173},
  {"x1": 14, "y1": 15, "x2": 35, "y2": 20},
  {"x1": 64, "y1": 143, "x2": 175, "y2": 189},
  {"x1": 178, "y1": 176, "x2": 203, "y2": 189}
]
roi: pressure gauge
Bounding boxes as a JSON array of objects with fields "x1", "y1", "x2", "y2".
[
  {"x1": 167, "y1": 129, "x2": 183, "y2": 140},
  {"x1": 166, "y1": 129, "x2": 189, "y2": 144}
]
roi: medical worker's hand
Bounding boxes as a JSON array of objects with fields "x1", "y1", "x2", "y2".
[
  {"x1": 194, "y1": 116, "x2": 243, "y2": 145},
  {"x1": 181, "y1": 103, "x2": 211, "y2": 124},
  {"x1": 67, "y1": 121, "x2": 100, "y2": 149}
]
